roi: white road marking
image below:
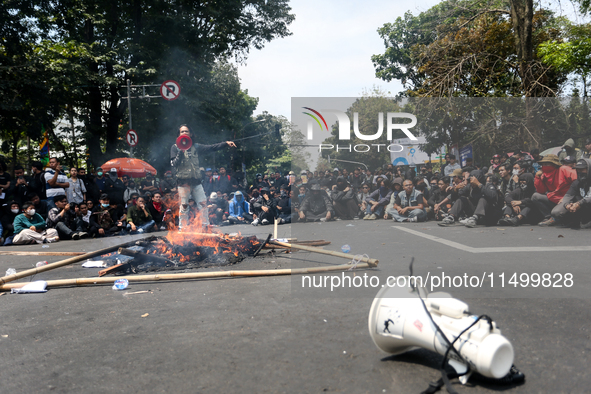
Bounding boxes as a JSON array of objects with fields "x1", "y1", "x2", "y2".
[{"x1": 392, "y1": 226, "x2": 591, "y2": 253}]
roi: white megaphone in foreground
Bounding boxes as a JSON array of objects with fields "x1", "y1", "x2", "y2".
[{"x1": 368, "y1": 278, "x2": 514, "y2": 384}]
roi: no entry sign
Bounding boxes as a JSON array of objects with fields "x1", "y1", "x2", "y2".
[
  {"x1": 160, "y1": 80, "x2": 181, "y2": 101},
  {"x1": 126, "y1": 129, "x2": 138, "y2": 147}
]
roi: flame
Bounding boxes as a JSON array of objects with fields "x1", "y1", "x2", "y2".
[{"x1": 145, "y1": 199, "x2": 260, "y2": 262}]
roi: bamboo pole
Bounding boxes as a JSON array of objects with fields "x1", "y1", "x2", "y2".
[
  {"x1": 0, "y1": 238, "x2": 152, "y2": 285},
  {"x1": 270, "y1": 241, "x2": 379, "y2": 267},
  {"x1": 0, "y1": 261, "x2": 377, "y2": 290},
  {"x1": 0, "y1": 251, "x2": 86, "y2": 256}
]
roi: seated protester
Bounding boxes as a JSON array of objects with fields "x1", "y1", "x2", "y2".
[
  {"x1": 387, "y1": 179, "x2": 427, "y2": 222},
  {"x1": 498, "y1": 163, "x2": 516, "y2": 198},
  {"x1": 123, "y1": 180, "x2": 140, "y2": 202},
  {"x1": 297, "y1": 185, "x2": 307, "y2": 205},
  {"x1": 228, "y1": 190, "x2": 253, "y2": 224},
  {"x1": 549, "y1": 159, "x2": 591, "y2": 228},
  {"x1": 276, "y1": 188, "x2": 292, "y2": 224},
  {"x1": 10, "y1": 165, "x2": 31, "y2": 205},
  {"x1": 126, "y1": 196, "x2": 156, "y2": 233},
  {"x1": 363, "y1": 178, "x2": 392, "y2": 220},
  {"x1": 429, "y1": 176, "x2": 452, "y2": 220},
  {"x1": 1, "y1": 201, "x2": 21, "y2": 241},
  {"x1": 140, "y1": 173, "x2": 159, "y2": 194},
  {"x1": 429, "y1": 177, "x2": 439, "y2": 190},
  {"x1": 104, "y1": 168, "x2": 126, "y2": 206},
  {"x1": 160, "y1": 170, "x2": 177, "y2": 194},
  {"x1": 357, "y1": 182, "x2": 372, "y2": 217},
  {"x1": 298, "y1": 183, "x2": 332, "y2": 222},
  {"x1": 46, "y1": 195, "x2": 87, "y2": 240},
  {"x1": 348, "y1": 167, "x2": 366, "y2": 192},
  {"x1": 252, "y1": 187, "x2": 277, "y2": 225},
  {"x1": 29, "y1": 193, "x2": 49, "y2": 220},
  {"x1": 439, "y1": 169, "x2": 502, "y2": 227},
  {"x1": 86, "y1": 199, "x2": 95, "y2": 212},
  {"x1": 148, "y1": 192, "x2": 167, "y2": 230},
  {"x1": 533, "y1": 154, "x2": 577, "y2": 226},
  {"x1": 384, "y1": 178, "x2": 403, "y2": 219},
  {"x1": 498, "y1": 173, "x2": 538, "y2": 226},
  {"x1": 89, "y1": 194, "x2": 125, "y2": 237},
  {"x1": 74, "y1": 201, "x2": 92, "y2": 233},
  {"x1": 330, "y1": 176, "x2": 359, "y2": 220},
  {"x1": 432, "y1": 169, "x2": 465, "y2": 219},
  {"x1": 13, "y1": 202, "x2": 59, "y2": 244},
  {"x1": 207, "y1": 192, "x2": 227, "y2": 225}
]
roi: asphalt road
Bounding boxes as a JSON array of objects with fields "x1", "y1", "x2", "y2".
[{"x1": 0, "y1": 220, "x2": 589, "y2": 393}]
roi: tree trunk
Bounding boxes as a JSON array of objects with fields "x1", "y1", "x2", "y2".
[{"x1": 85, "y1": 17, "x2": 104, "y2": 167}]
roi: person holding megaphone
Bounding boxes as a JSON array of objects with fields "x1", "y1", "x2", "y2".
[{"x1": 171, "y1": 124, "x2": 236, "y2": 230}]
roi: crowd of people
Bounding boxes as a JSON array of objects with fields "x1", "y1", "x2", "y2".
[{"x1": 0, "y1": 136, "x2": 589, "y2": 245}]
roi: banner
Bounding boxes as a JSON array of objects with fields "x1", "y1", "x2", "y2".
[{"x1": 390, "y1": 137, "x2": 444, "y2": 166}]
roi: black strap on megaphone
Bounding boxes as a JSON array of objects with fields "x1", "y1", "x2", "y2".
[{"x1": 409, "y1": 258, "x2": 494, "y2": 394}]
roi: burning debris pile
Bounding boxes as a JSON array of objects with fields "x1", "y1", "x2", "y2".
[{"x1": 98, "y1": 224, "x2": 264, "y2": 276}]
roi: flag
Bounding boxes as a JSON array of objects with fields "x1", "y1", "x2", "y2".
[{"x1": 40, "y1": 125, "x2": 49, "y2": 167}]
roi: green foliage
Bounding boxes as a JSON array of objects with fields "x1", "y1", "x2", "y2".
[{"x1": 1, "y1": 0, "x2": 295, "y2": 173}]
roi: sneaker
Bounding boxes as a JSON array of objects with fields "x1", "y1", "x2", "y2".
[
  {"x1": 369, "y1": 214, "x2": 378, "y2": 220},
  {"x1": 459, "y1": 217, "x2": 469, "y2": 225},
  {"x1": 363, "y1": 214, "x2": 371, "y2": 220},
  {"x1": 319, "y1": 218, "x2": 327, "y2": 222},
  {"x1": 507, "y1": 217, "x2": 520, "y2": 227},
  {"x1": 538, "y1": 217, "x2": 556, "y2": 227},
  {"x1": 409, "y1": 217, "x2": 417, "y2": 222},
  {"x1": 581, "y1": 221, "x2": 591, "y2": 229},
  {"x1": 45, "y1": 236, "x2": 59, "y2": 243},
  {"x1": 159, "y1": 225, "x2": 167, "y2": 231},
  {"x1": 464, "y1": 216, "x2": 478, "y2": 228},
  {"x1": 251, "y1": 219, "x2": 260, "y2": 226},
  {"x1": 438, "y1": 216, "x2": 455, "y2": 227},
  {"x1": 71, "y1": 233, "x2": 80, "y2": 240},
  {"x1": 261, "y1": 219, "x2": 269, "y2": 225},
  {"x1": 78, "y1": 232, "x2": 89, "y2": 239},
  {"x1": 137, "y1": 228, "x2": 144, "y2": 233}
]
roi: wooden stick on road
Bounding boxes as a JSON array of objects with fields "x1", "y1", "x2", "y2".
[
  {"x1": 269, "y1": 240, "x2": 379, "y2": 267},
  {"x1": 0, "y1": 237, "x2": 154, "y2": 285},
  {"x1": 0, "y1": 260, "x2": 377, "y2": 291}
]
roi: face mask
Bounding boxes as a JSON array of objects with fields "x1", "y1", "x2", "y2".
[
  {"x1": 101, "y1": 203, "x2": 109, "y2": 208},
  {"x1": 97, "y1": 172, "x2": 103, "y2": 176},
  {"x1": 166, "y1": 174, "x2": 171, "y2": 178},
  {"x1": 213, "y1": 175, "x2": 219, "y2": 179},
  {"x1": 512, "y1": 169, "x2": 520, "y2": 176},
  {"x1": 27, "y1": 209, "x2": 36, "y2": 216},
  {"x1": 11, "y1": 208, "x2": 19, "y2": 214},
  {"x1": 577, "y1": 172, "x2": 587, "y2": 182},
  {"x1": 299, "y1": 193, "x2": 305, "y2": 197},
  {"x1": 520, "y1": 184, "x2": 527, "y2": 190}
]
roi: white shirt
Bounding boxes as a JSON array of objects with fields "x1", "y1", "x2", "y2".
[{"x1": 44, "y1": 169, "x2": 69, "y2": 198}]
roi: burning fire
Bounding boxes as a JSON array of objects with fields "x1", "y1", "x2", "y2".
[{"x1": 152, "y1": 204, "x2": 260, "y2": 263}]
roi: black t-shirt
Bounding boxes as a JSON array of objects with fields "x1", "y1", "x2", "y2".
[{"x1": 0, "y1": 172, "x2": 12, "y2": 198}]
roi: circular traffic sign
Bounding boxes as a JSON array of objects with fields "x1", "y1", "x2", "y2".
[
  {"x1": 126, "y1": 129, "x2": 138, "y2": 147},
  {"x1": 160, "y1": 80, "x2": 181, "y2": 101}
]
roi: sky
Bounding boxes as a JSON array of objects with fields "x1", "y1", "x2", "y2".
[{"x1": 236, "y1": 0, "x2": 441, "y2": 121}]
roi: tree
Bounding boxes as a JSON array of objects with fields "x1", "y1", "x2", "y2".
[
  {"x1": 2, "y1": 0, "x2": 295, "y2": 169},
  {"x1": 539, "y1": 21, "x2": 591, "y2": 97}
]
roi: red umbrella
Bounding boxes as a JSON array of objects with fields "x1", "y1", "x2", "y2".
[{"x1": 100, "y1": 158, "x2": 157, "y2": 178}]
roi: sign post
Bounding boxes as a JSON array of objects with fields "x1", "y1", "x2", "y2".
[{"x1": 122, "y1": 79, "x2": 181, "y2": 157}]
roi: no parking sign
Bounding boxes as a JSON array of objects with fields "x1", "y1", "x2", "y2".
[{"x1": 160, "y1": 80, "x2": 181, "y2": 101}]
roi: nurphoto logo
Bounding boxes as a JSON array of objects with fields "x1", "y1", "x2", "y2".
[{"x1": 302, "y1": 107, "x2": 418, "y2": 153}]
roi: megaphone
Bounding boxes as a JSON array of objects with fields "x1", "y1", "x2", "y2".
[
  {"x1": 368, "y1": 278, "x2": 514, "y2": 383},
  {"x1": 176, "y1": 135, "x2": 193, "y2": 151}
]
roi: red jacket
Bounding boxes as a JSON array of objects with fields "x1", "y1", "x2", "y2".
[{"x1": 534, "y1": 166, "x2": 577, "y2": 204}]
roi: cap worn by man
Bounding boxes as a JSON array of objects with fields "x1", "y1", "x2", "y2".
[
  {"x1": 451, "y1": 168, "x2": 463, "y2": 177},
  {"x1": 110, "y1": 168, "x2": 117, "y2": 173},
  {"x1": 574, "y1": 159, "x2": 587, "y2": 169},
  {"x1": 561, "y1": 156, "x2": 576, "y2": 164},
  {"x1": 100, "y1": 193, "x2": 109, "y2": 200}
]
